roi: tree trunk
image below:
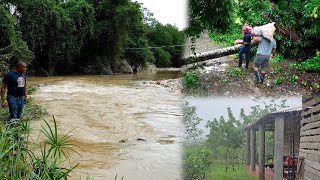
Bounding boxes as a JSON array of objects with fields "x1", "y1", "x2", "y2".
[{"x1": 180, "y1": 44, "x2": 243, "y2": 65}]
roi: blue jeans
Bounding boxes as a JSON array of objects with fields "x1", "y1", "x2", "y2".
[
  {"x1": 7, "y1": 96, "x2": 24, "y2": 119},
  {"x1": 238, "y1": 46, "x2": 251, "y2": 68}
]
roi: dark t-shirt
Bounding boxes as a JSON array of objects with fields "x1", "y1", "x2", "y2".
[
  {"x1": 2, "y1": 71, "x2": 27, "y2": 97},
  {"x1": 243, "y1": 32, "x2": 251, "y2": 46}
]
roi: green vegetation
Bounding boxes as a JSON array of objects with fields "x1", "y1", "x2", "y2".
[
  {"x1": 187, "y1": 0, "x2": 320, "y2": 67},
  {"x1": 270, "y1": 54, "x2": 285, "y2": 63},
  {"x1": 273, "y1": 78, "x2": 284, "y2": 85},
  {"x1": 289, "y1": 75, "x2": 299, "y2": 83},
  {"x1": 0, "y1": 116, "x2": 79, "y2": 179},
  {"x1": 0, "y1": 0, "x2": 184, "y2": 77},
  {"x1": 291, "y1": 51, "x2": 320, "y2": 72},
  {"x1": 182, "y1": 67, "x2": 208, "y2": 95},
  {"x1": 186, "y1": 0, "x2": 234, "y2": 36},
  {"x1": 183, "y1": 69, "x2": 201, "y2": 90},
  {"x1": 184, "y1": 145, "x2": 213, "y2": 180},
  {"x1": 183, "y1": 99, "x2": 288, "y2": 179},
  {"x1": 207, "y1": 162, "x2": 256, "y2": 180},
  {"x1": 0, "y1": 83, "x2": 80, "y2": 179},
  {"x1": 226, "y1": 67, "x2": 245, "y2": 79}
]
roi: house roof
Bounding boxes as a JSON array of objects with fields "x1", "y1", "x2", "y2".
[{"x1": 245, "y1": 107, "x2": 302, "y2": 130}]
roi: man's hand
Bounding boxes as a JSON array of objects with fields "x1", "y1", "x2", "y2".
[
  {"x1": 1, "y1": 101, "x2": 7, "y2": 108},
  {"x1": 24, "y1": 96, "x2": 28, "y2": 104}
]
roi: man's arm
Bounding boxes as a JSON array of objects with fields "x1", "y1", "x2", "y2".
[
  {"x1": 24, "y1": 77, "x2": 28, "y2": 103},
  {"x1": 253, "y1": 36, "x2": 262, "y2": 44},
  {"x1": 271, "y1": 48, "x2": 276, "y2": 59},
  {"x1": 271, "y1": 40, "x2": 277, "y2": 59},
  {"x1": 24, "y1": 83, "x2": 28, "y2": 102},
  {"x1": 1, "y1": 83, "x2": 7, "y2": 107}
]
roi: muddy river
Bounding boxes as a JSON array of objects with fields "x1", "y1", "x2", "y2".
[{"x1": 28, "y1": 71, "x2": 183, "y2": 180}]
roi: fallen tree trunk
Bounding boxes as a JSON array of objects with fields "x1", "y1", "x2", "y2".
[{"x1": 180, "y1": 44, "x2": 243, "y2": 65}]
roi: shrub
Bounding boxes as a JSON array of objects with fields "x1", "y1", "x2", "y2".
[
  {"x1": 291, "y1": 51, "x2": 320, "y2": 72},
  {"x1": 183, "y1": 69, "x2": 201, "y2": 90},
  {"x1": 184, "y1": 145, "x2": 213, "y2": 180}
]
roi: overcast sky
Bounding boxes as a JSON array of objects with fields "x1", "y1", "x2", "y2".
[{"x1": 133, "y1": 0, "x2": 188, "y2": 30}]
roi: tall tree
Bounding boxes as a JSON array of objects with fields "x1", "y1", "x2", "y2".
[
  {"x1": 186, "y1": 0, "x2": 234, "y2": 37},
  {"x1": 0, "y1": 2, "x2": 32, "y2": 77}
]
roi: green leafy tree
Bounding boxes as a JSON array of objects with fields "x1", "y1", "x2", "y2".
[
  {"x1": 186, "y1": 0, "x2": 234, "y2": 37},
  {"x1": 183, "y1": 145, "x2": 213, "y2": 180},
  {"x1": 11, "y1": 0, "x2": 94, "y2": 75},
  {"x1": 182, "y1": 101, "x2": 203, "y2": 140},
  {"x1": 205, "y1": 99, "x2": 288, "y2": 172},
  {"x1": 0, "y1": 2, "x2": 32, "y2": 77}
]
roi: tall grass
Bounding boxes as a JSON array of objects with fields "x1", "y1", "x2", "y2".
[{"x1": 0, "y1": 116, "x2": 79, "y2": 180}]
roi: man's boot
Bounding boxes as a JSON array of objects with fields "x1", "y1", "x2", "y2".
[
  {"x1": 260, "y1": 73, "x2": 266, "y2": 84},
  {"x1": 255, "y1": 70, "x2": 261, "y2": 84}
]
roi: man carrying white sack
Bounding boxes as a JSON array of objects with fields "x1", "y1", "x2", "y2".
[{"x1": 252, "y1": 22, "x2": 277, "y2": 84}]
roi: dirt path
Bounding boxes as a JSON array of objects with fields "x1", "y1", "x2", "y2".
[{"x1": 182, "y1": 32, "x2": 313, "y2": 96}]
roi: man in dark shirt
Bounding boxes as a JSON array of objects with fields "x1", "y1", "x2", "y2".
[
  {"x1": 238, "y1": 27, "x2": 252, "y2": 68},
  {"x1": 1, "y1": 61, "x2": 28, "y2": 121}
]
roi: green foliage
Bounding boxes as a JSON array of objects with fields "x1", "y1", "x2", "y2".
[
  {"x1": 270, "y1": 54, "x2": 285, "y2": 63},
  {"x1": 182, "y1": 102, "x2": 203, "y2": 140},
  {"x1": 207, "y1": 162, "x2": 256, "y2": 180},
  {"x1": 291, "y1": 51, "x2": 320, "y2": 72},
  {"x1": 226, "y1": 67, "x2": 244, "y2": 78},
  {"x1": 15, "y1": 0, "x2": 94, "y2": 74},
  {"x1": 147, "y1": 24, "x2": 185, "y2": 67},
  {"x1": 183, "y1": 69, "x2": 201, "y2": 90},
  {"x1": 41, "y1": 116, "x2": 79, "y2": 159},
  {"x1": 0, "y1": 111, "x2": 78, "y2": 179},
  {"x1": 0, "y1": 3, "x2": 33, "y2": 77},
  {"x1": 273, "y1": 78, "x2": 284, "y2": 85},
  {"x1": 289, "y1": 74, "x2": 299, "y2": 83},
  {"x1": 203, "y1": 99, "x2": 288, "y2": 172},
  {"x1": 209, "y1": 27, "x2": 242, "y2": 47},
  {"x1": 183, "y1": 145, "x2": 213, "y2": 180},
  {"x1": 238, "y1": 0, "x2": 320, "y2": 58},
  {"x1": 186, "y1": 0, "x2": 234, "y2": 37},
  {"x1": 153, "y1": 48, "x2": 171, "y2": 67}
]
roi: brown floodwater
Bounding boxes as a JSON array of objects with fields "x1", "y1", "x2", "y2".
[{"x1": 28, "y1": 72, "x2": 183, "y2": 180}]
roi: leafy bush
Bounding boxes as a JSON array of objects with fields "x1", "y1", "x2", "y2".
[
  {"x1": 270, "y1": 54, "x2": 285, "y2": 63},
  {"x1": 226, "y1": 67, "x2": 244, "y2": 78},
  {"x1": 291, "y1": 51, "x2": 320, "y2": 72},
  {"x1": 0, "y1": 116, "x2": 78, "y2": 179},
  {"x1": 209, "y1": 27, "x2": 241, "y2": 47},
  {"x1": 183, "y1": 69, "x2": 201, "y2": 90},
  {"x1": 289, "y1": 75, "x2": 299, "y2": 83},
  {"x1": 274, "y1": 78, "x2": 284, "y2": 85},
  {"x1": 184, "y1": 145, "x2": 213, "y2": 180},
  {"x1": 154, "y1": 48, "x2": 172, "y2": 67}
]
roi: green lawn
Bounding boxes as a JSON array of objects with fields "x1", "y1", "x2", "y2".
[{"x1": 207, "y1": 162, "x2": 256, "y2": 180}]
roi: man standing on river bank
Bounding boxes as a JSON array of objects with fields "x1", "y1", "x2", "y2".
[{"x1": 1, "y1": 61, "x2": 28, "y2": 122}]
